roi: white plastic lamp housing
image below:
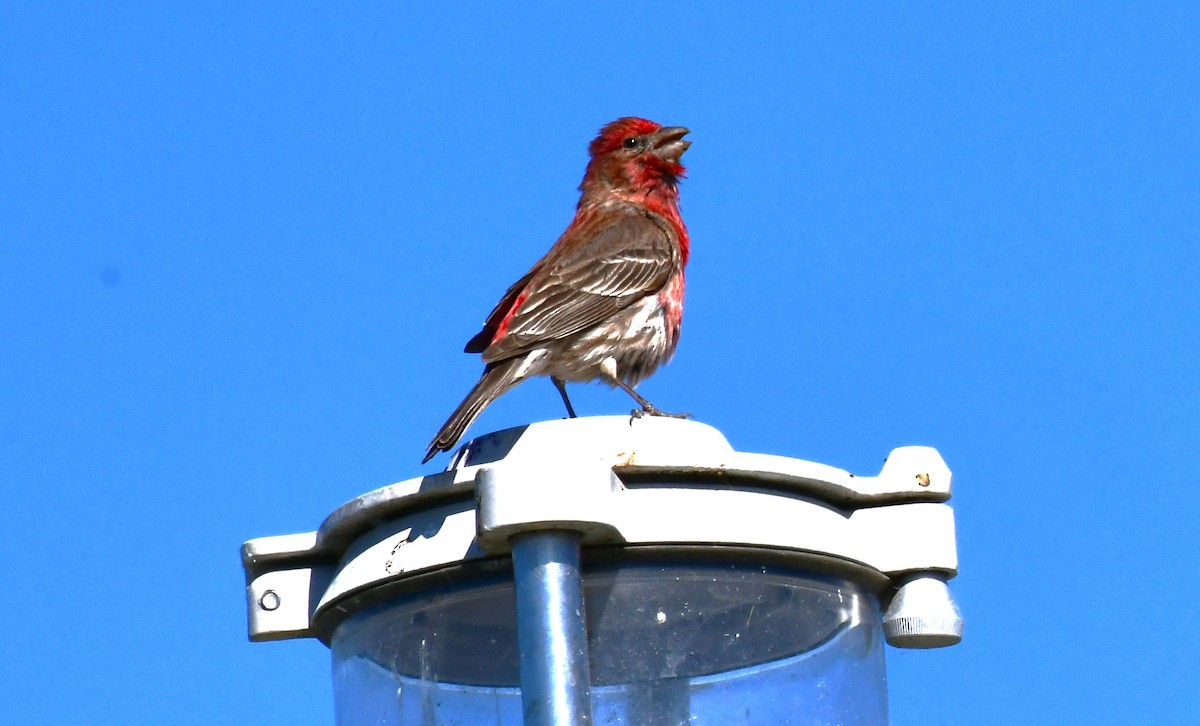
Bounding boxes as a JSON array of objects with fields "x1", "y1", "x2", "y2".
[{"x1": 242, "y1": 416, "x2": 963, "y2": 647}]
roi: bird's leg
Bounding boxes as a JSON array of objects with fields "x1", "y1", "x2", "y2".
[
  {"x1": 551, "y1": 377, "x2": 578, "y2": 418},
  {"x1": 606, "y1": 375, "x2": 691, "y2": 420}
]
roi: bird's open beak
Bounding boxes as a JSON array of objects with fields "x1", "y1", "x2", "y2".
[{"x1": 650, "y1": 126, "x2": 691, "y2": 164}]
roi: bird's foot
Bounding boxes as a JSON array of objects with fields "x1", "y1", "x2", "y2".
[{"x1": 629, "y1": 406, "x2": 692, "y2": 422}]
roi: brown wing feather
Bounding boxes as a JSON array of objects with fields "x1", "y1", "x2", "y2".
[
  {"x1": 480, "y1": 209, "x2": 678, "y2": 363},
  {"x1": 464, "y1": 268, "x2": 538, "y2": 353}
]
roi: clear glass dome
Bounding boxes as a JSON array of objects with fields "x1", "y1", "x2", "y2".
[{"x1": 331, "y1": 556, "x2": 887, "y2": 725}]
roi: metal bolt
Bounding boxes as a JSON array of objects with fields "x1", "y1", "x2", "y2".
[
  {"x1": 258, "y1": 589, "x2": 281, "y2": 611},
  {"x1": 883, "y1": 574, "x2": 963, "y2": 648}
]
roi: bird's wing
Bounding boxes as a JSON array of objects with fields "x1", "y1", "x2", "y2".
[
  {"x1": 464, "y1": 268, "x2": 537, "y2": 354},
  {"x1": 479, "y1": 210, "x2": 678, "y2": 363}
]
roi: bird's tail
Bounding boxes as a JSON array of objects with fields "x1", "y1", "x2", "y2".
[{"x1": 424, "y1": 359, "x2": 523, "y2": 463}]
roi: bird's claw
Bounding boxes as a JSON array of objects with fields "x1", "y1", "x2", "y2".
[{"x1": 629, "y1": 407, "x2": 692, "y2": 424}]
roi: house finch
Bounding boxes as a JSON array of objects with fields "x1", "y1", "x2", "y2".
[{"x1": 424, "y1": 117, "x2": 691, "y2": 463}]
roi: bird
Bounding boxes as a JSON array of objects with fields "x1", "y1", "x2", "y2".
[{"x1": 424, "y1": 117, "x2": 692, "y2": 463}]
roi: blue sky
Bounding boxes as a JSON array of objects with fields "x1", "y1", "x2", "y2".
[{"x1": 2, "y1": 3, "x2": 1197, "y2": 724}]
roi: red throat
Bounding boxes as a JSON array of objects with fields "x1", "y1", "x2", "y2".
[{"x1": 623, "y1": 178, "x2": 689, "y2": 266}]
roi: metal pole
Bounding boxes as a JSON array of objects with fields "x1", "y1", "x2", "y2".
[{"x1": 511, "y1": 530, "x2": 593, "y2": 726}]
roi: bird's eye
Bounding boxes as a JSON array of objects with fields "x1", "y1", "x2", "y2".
[{"x1": 622, "y1": 137, "x2": 641, "y2": 150}]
